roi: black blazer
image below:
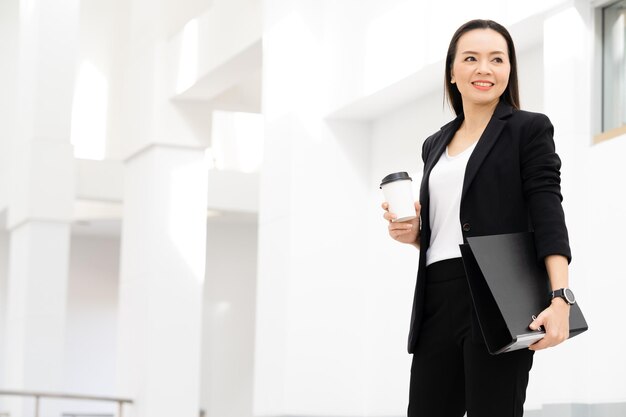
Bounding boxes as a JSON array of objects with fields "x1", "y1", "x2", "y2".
[{"x1": 407, "y1": 100, "x2": 571, "y2": 354}]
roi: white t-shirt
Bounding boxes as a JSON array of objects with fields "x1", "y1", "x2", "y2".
[{"x1": 426, "y1": 141, "x2": 477, "y2": 266}]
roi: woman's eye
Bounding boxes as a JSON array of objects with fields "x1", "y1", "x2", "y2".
[
  {"x1": 493, "y1": 57, "x2": 504, "y2": 63},
  {"x1": 464, "y1": 56, "x2": 476, "y2": 62}
]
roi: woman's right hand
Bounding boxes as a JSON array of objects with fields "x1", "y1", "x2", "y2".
[{"x1": 381, "y1": 201, "x2": 421, "y2": 248}]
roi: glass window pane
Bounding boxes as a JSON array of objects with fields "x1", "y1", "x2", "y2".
[{"x1": 603, "y1": 0, "x2": 626, "y2": 132}]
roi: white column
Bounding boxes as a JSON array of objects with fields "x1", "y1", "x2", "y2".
[
  {"x1": 114, "y1": 0, "x2": 211, "y2": 412},
  {"x1": 0, "y1": 0, "x2": 19, "y2": 208},
  {"x1": 255, "y1": 1, "x2": 371, "y2": 416},
  {"x1": 2, "y1": 1, "x2": 78, "y2": 416},
  {"x1": 524, "y1": 6, "x2": 593, "y2": 411},
  {"x1": 4, "y1": 222, "x2": 71, "y2": 379},
  {"x1": 0, "y1": 0, "x2": 19, "y2": 401},
  {"x1": 116, "y1": 145, "x2": 208, "y2": 417}
]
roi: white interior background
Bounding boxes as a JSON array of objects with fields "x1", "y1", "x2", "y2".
[{"x1": 0, "y1": 0, "x2": 625, "y2": 416}]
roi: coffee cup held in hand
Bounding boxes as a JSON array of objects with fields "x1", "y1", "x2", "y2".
[{"x1": 380, "y1": 172, "x2": 417, "y2": 222}]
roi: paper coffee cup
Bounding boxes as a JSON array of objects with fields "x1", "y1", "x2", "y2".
[{"x1": 380, "y1": 172, "x2": 417, "y2": 222}]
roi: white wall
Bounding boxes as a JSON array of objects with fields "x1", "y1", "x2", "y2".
[
  {"x1": 62, "y1": 235, "x2": 121, "y2": 416},
  {"x1": 74, "y1": 0, "x2": 129, "y2": 161},
  {"x1": 66, "y1": 236, "x2": 120, "y2": 396},
  {"x1": 517, "y1": 45, "x2": 544, "y2": 113},
  {"x1": 200, "y1": 220, "x2": 258, "y2": 417},
  {"x1": 583, "y1": 134, "x2": 626, "y2": 402},
  {"x1": 325, "y1": 0, "x2": 564, "y2": 115},
  {"x1": 0, "y1": 229, "x2": 9, "y2": 392},
  {"x1": 60, "y1": 219, "x2": 259, "y2": 416}
]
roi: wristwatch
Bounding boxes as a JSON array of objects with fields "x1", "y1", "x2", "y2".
[{"x1": 551, "y1": 288, "x2": 576, "y2": 305}]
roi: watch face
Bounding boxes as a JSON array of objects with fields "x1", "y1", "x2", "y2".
[{"x1": 564, "y1": 288, "x2": 576, "y2": 304}]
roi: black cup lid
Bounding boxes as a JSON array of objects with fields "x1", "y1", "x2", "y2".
[{"x1": 380, "y1": 172, "x2": 412, "y2": 188}]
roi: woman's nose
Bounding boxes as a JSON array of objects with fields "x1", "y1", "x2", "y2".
[{"x1": 476, "y1": 60, "x2": 492, "y2": 74}]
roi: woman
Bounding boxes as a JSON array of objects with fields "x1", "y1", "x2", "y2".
[{"x1": 382, "y1": 20, "x2": 573, "y2": 416}]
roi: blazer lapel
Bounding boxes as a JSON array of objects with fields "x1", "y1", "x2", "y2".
[
  {"x1": 423, "y1": 122, "x2": 459, "y2": 176},
  {"x1": 461, "y1": 101, "x2": 513, "y2": 201},
  {"x1": 420, "y1": 115, "x2": 463, "y2": 234}
]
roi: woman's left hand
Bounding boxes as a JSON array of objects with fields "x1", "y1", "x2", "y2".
[{"x1": 528, "y1": 298, "x2": 570, "y2": 350}]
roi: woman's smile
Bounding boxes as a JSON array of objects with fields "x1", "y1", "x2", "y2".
[{"x1": 471, "y1": 80, "x2": 495, "y2": 90}]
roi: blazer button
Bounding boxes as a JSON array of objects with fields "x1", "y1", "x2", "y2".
[{"x1": 462, "y1": 223, "x2": 471, "y2": 232}]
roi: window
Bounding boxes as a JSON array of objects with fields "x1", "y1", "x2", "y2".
[{"x1": 601, "y1": 0, "x2": 626, "y2": 138}]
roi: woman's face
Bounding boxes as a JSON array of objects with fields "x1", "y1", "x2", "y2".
[{"x1": 450, "y1": 28, "x2": 511, "y2": 109}]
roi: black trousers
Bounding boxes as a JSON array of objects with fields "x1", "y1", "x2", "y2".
[{"x1": 408, "y1": 258, "x2": 534, "y2": 417}]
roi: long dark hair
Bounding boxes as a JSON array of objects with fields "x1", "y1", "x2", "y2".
[{"x1": 444, "y1": 19, "x2": 520, "y2": 115}]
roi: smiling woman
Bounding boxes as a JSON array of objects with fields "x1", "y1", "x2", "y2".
[{"x1": 381, "y1": 19, "x2": 573, "y2": 417}]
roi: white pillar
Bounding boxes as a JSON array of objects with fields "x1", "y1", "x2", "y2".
[
  {"x1": 255, "y1": 1, "x2": 371, "y2": 416},
  {"x1": 0, "y1": 0, "x2": 19, "y2": 401},
  {"x1": 0, "y1": 0, "x2": 19, "y2": 208},
  {"x1": 116, "y1": 145, "x2": 208, "y2": 417},
  {"x1": 4, "y1": 222, "x2": 71, "y2": 379},
  {"x1": 2, "y1": 1, "x2": 78, "y2": 416},
  {"x1": 524, "y1": 6, "x2": 593, "y2": 411},
  {"x1": 115, "y1": 0, "x2": 211, "y2": 411}
]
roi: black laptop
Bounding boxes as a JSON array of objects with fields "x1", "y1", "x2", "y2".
[{"x1": 460, "y1": 232, "x2": 588, "y2": 355}]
